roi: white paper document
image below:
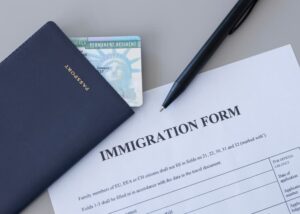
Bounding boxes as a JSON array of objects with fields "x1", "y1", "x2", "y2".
[{"x1": 49, "y1": 45, "x2": 300, "y2": 214}]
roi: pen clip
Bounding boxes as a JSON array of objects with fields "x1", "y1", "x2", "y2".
[{"x1": 229, "y1": 0, "x2": 259, "y2": 35}]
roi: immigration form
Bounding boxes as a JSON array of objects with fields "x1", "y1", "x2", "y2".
[{"x1": 49, "y1": 45, "x2": 300, "y2": 214}]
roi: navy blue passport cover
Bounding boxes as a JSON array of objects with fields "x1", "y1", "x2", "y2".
[{"x1": 0, "y1": 21, "x2": 134, "y2": 214}]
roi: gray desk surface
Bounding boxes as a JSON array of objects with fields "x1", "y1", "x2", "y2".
[{"x1": 0, "y1": 0, "x2": 299, "y2": 213}]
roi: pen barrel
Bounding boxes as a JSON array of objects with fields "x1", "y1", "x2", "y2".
[
  {"x1": 162, "y1": 81, "x2": 186, "y2": 108},
  {"x1": 177, "y1": 0, "x2": 256, "y2": 85},
  {"x1": 163, "y1": 0, "x2": 258, "y2": 109}
]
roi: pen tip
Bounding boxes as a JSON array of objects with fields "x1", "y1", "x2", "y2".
[{"x1": 160, "y1": 107, "x2": 165, "y2": 112}]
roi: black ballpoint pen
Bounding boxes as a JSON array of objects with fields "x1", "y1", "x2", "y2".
[{"x1": 160, "y1": 0, "x2": 259, "y2": 111}]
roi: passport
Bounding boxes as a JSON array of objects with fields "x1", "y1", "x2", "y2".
[{"x1": 0, "y1": 22, "x2": 134, "y2": 214}]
